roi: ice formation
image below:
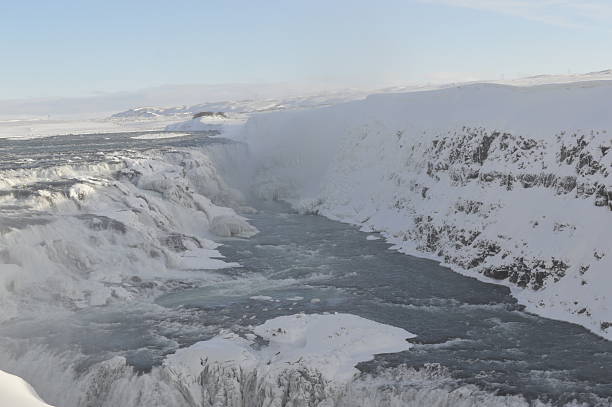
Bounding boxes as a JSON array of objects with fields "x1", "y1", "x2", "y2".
[{"x1": 0, "y1": 142, "x2": 256, "y2": 322}]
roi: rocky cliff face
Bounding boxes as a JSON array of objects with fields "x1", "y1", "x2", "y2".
[
  {"x1": 390, "y1": 126, "x2": 611, "y2": 290},
  {"x1": 311, "y1": 124, "x2": 612, "y2": 336}
]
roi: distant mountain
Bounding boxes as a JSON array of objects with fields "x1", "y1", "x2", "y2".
[
  {"x1": 2, "y1": 70, "x2": 610, "y2": 120},
  {"x1": 0, "y1": 83, "x2": 372, "y2": 118},
  {"x1": 109, "y1": 70, "x2": 612, "y2": 122}
]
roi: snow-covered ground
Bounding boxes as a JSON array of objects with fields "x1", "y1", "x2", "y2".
[
  {"x1": 0, "y1": 116, "x2": 183, "y2": 140},
  {"x1": 4, "y1": 70, "x2": 610, "y2": 142},
  {"x1": 0, "y1": 89, "x2": 367, "y2": 140},
  {"x1": 112, "y1": 89, "x2": 373, "y2": 120},
  {"x1": 241, "y1": 79, "x2": 612, "y2": 340},
  {"x1": 117, "y1": 69, "x2": 612, "y2": 135},
  {"x1": 130, "y1": 132, "x2": 190, "y2": 140},
  {"x1": 0, "y1": 370, "x2": 54, "y2": 407},
  {"x1": 164, "y1": 113, "x2": 248, "y2": 137}
]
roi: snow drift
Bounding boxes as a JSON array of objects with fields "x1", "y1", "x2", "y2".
[
  {"x1": 242, "y1": 80, "x2": 612, "y2": 340},
  {"x1": 0, "y1": 370, "x2": 54, "y2": 407},
  {"x1": 164, "y1": 113, "x2": 247, "y2": 137}
]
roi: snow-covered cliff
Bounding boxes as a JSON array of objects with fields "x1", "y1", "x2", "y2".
[{"x1": 242, "y1": 80, "x2": 612, "y2": 340}]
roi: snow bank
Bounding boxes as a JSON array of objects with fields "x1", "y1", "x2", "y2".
[
  {"x1": 168, "y1": 313, "x2": 414, "y2": 381},
  {"x1": 243, "y1": 80, "x2": 612, "y2": 340},
  {"x1": 163, "y1": 313, "x2": 414, "y2": 404},
  {"x1": 164, "y1": 114, "x2": 247, "y2": 139},
  {"x1": 0, "y1": 370, "x2": 53, "y2": 407}
]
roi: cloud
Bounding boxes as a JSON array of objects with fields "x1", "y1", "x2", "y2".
[{"x1": 418, "y1": 0, "x2": 612, "y2": 28}]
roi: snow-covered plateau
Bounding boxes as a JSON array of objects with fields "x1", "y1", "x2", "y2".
[
  {"x1": 242, "y1": 79, "x2": 612, "y2": 341},
  {"x1": 0, "y1": 116, "x2": 185, "y2": 140}
]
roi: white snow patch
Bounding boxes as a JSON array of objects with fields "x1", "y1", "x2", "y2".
[
  {"x1": 210, "y1": 214, "x2": 258, "y2": 238},
  {"x1": 0, "y1": 116, "x2": 184, "y2": 140},
  {"x1": 165, "y1": 313, "x2": 415, "y2": 383},
  {"x1": 0, "y1": 370, "x2": 53, "y2": 407},
  {"x1": 249, "y1": 295, "x2": 274, "y2": 301},
  {"x1": 164, "y1": 114, "x2": 247, "y2": 139},
  {"x1": 130, "y1": 132, "x2": 190, "y2": 140}
]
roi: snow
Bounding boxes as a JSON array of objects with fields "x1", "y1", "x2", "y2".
[
  {"x1": 175, "y1": 248, "x2": 241, "y2": 270},
  {"x1": 5, "y1": 71, "x2": 609, "y2": 142},
  {"x1": 164, "y1": 113, "x2": 248, "y2": 141},
  {"x1": 2, "y1": 69, "x2": 611, "y2": 142},
  {"x1": 242, "y1": 79, "x2": 612, "y2": 340},
  {"x1": 249, "y1": 295, "x2": 275, "y2": 301},
  {"x1": 115, "y1": 89, "x2": 373, "y2": 120},
  {"x1": 165, "y1": 313, "x2": 415, "y2": 384},
  {"x1": 0, "y1": 116, "x2": 183, "y2": 140},
  {"x1": 130, "y1": 132, "x2": 190, "y2": 139},
  {"x1": 0, "y1": 370, "x2": 53, "y2": 407},
  {"x1": 209, "y1": 213, "x2": 258, "y2": 237}
]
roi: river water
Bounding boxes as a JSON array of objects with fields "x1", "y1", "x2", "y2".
[
  {"x1": 0, "y1": 132, "x2": 611, "y2": 406},
  {"x1": 160, "y1": 200, "x2": 612, "y2": 406}
]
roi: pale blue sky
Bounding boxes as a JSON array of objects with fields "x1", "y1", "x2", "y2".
[{"x1": 1, "y1": 0, "x2": 611, "y2": 100}]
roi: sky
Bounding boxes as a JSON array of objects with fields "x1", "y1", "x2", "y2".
[{"x1": 1, "y1": 0, "x2": 611, "y2": 100}]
